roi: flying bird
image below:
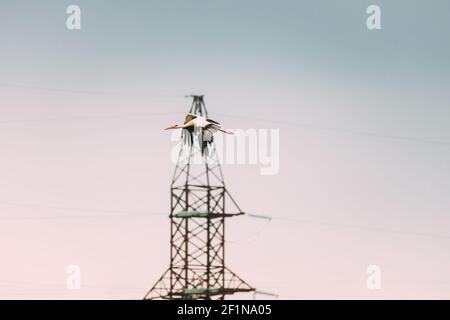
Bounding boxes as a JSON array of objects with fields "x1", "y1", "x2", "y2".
[{"x1": 164, "y1": 114, "x2": 233, "y2": 154}]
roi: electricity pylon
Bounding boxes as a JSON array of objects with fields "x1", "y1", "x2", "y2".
[{"x1": 144, "y1": 95, "x2": 254, "y2": 300}]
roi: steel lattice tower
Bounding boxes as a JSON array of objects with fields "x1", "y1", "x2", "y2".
[{"x1": 144, "y1": 95, "x2": 254, "y2": 300}]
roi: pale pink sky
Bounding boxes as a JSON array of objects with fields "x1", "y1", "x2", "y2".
[{"x1": 1, "y1": 83, "x2": 449, "y2": 299}]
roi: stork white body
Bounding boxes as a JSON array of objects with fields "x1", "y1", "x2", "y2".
[{"x1": 164, "y1": 113, "x2": 233, "y2": 154}]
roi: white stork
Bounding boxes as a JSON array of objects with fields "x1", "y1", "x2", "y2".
[{"x1": 164, "y1": 113, "x2": 233, "y2": 154}]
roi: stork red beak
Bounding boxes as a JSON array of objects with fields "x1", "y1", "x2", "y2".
[{"x1": 164, "y1": 124, "x2": 177, "y2": 130}]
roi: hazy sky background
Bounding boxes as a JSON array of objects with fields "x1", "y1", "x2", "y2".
[{"x1": 0, "y1": 0, "x2": 450, "y2": 299}]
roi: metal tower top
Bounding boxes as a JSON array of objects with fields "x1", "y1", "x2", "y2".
[{"x1": 188, "y1": 95, "x2": 208, "y2": 117}]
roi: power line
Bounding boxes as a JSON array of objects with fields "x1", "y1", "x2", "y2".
[
  {"x1": 0, "y1": 83, "x2": 187, "y2": 98},
  {"x1": 215, "y1": 113, "x2": 450, "y2": 147},
  {"x1": 228, "y1": 218, "x2": 271, "y2": 244},
  {"x1": 236, "y1": 214, "x2": 450, "y2": 241},
  {"x1": 0, "y1": 201, "x2": 165, "y2": 220},
  {"x1": 1, "y1": 109, "x2": 449, "y2": 148},
  {"x1": 1, "y1": 82, "x2": 448, "y2": 146},
  {"x1": 2, "y1": 110, "x2": 447, "y2": 147},
  {"x1": 271, "y1": 216, "x2": 450, "y2": 240},
  {"x1": 0, "y1": 213, "x2": 165, "y2": 221},
  {"x1": 1, "y1": 200, "x2": 448, "y2": 241},
  {"x1": 0, "y1": 112, "x2": 180, "y2": 125},
  {"x1": 0, "y1": 280, "x2": 147, "y2": 291}
]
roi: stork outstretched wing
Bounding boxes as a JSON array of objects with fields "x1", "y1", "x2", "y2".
[
  {"x1": 184, "y1": 113, "x2": 197, "y2": 124},
  {"x1": 198, "y1": 123, "x2": 220, "y2": 155},
  {"x1": 206, "y1": 118, "x2": 220, "y2": 125}
]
